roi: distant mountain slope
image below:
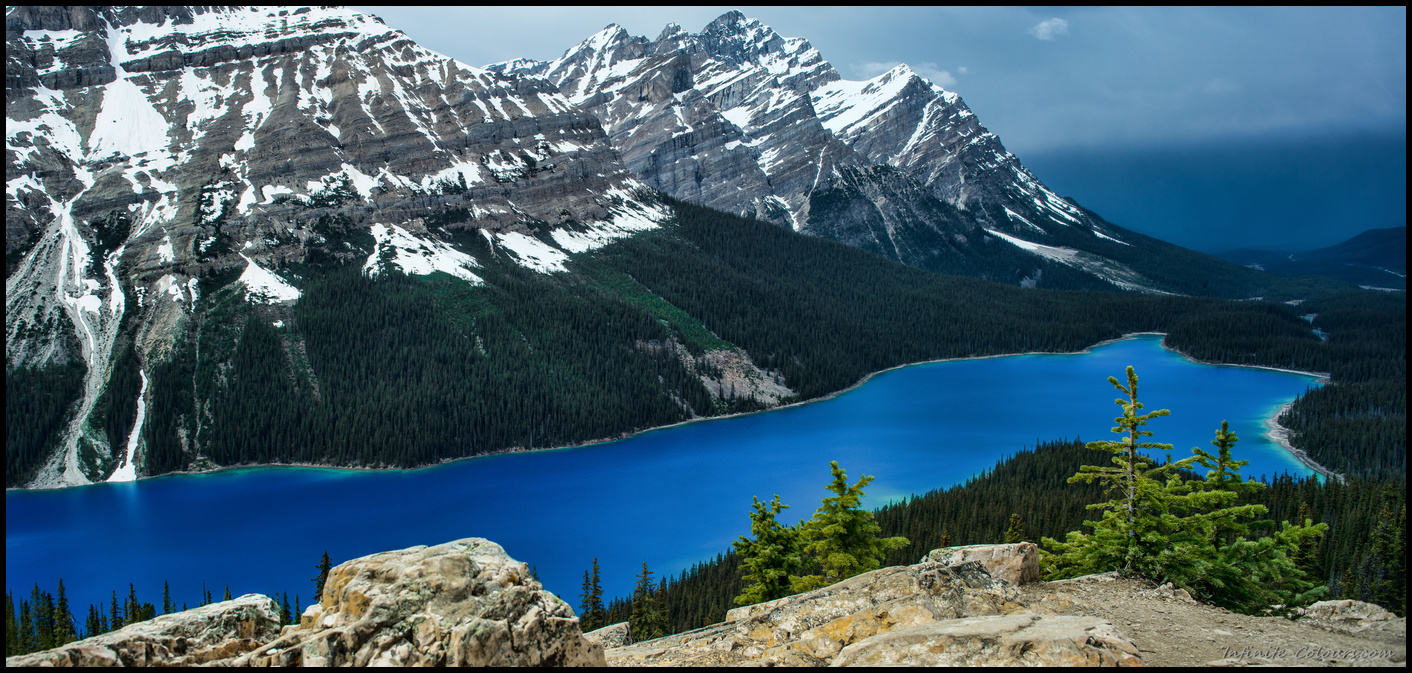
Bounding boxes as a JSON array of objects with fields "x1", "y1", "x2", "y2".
[
  {"x1": 1218, "y1": 227, "x2": 1406, "y2": 290},
  {"x1": 489, "y1": 11, "x2": 1331, "y2": 297}
]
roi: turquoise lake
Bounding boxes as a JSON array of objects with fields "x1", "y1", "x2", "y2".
[{"x1": 5, "y1": 335, "x2": 1322, "y2": 615}]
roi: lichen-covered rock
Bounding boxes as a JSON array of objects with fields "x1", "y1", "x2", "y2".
[
  {"x1": 922, "y1": 542, "x2": 1040, "y2": 586},
  {"x1": 233, "y1": 538, "x2": 604, "y2": 667},
  {"x1": 585, "y1": 621, "x2": 634, "y2": 648},
  {"x1": 830, "y1": 614, "x2": 1142, "y2": 667},
  {"x1": 3, "y1": 594, "x2": 281, "y2": 667}
]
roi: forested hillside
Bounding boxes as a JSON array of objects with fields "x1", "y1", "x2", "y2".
[{"x1": 7, "y1": 198, "x2": 1403, "y2": 486}]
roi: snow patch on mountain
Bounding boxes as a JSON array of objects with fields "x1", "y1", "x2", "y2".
[
  {"x1": 238, "y1": 254, "x2": 300, "y2": 303},
  {"x1": 364, "y1": 224, "x2": 483, "y2": 284}
]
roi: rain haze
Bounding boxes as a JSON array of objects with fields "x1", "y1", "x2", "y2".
[{"x1": 359, "y1": 6, "x2": 1407, "y2": 253}]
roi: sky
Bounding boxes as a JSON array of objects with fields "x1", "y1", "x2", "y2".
[{"x1": 358, "y1": 7, "x2": 1407, "y2": 252}]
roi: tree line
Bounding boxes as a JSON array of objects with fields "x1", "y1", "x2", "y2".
[
  {"x1": 8, "y1": 198, "x2": 1402, "y2": 486},
  {"x1": 6, "y1": 552, "x2": 336, "y2": 657}
]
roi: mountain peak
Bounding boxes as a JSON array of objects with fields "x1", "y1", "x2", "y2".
[
  {"x1": 656, "y1": 22, "x2": 685, "y2": 42},
  {"x1": 706, "y1": 10, "x2": 750, "y2": 31},
  {"x1": 584, "y1": 23, "x2": 630, "y2": 50}
]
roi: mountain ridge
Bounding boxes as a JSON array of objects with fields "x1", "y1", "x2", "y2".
[{"x1": 488, "y1": 11, "x2": 1251, "y2": 294}]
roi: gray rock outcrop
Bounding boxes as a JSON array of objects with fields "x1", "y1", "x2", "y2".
[
  {"x1": 921, "y1": 541, "x2": 1041, "y2": 586},
  {"x1": 3, "y1": 594, "x2": 281, "y2": 667},
  {"x1": 234, "y1": 538, "x2": 605, "y2": 666},
  {"x1": 605, "y1": 547, "x2": 1140, "y2": 667},
  {"x1": 6, "y1": 539, "x2": 604, "y2": 668},
  {"x1": 831, "y1": 613, "x2": 1142, "y2": 667},
  {"x1": 585, "y1": 621, "x2": 635, "y2": 648}
]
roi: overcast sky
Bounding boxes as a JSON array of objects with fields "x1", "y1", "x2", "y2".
[{"x1": 359, "y1": 6, "x2": 1406, "y2": 251}]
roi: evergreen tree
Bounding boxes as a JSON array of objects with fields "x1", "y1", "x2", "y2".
[
  {"x1": 589, "y1": 558, "x2": 605, "y2": 627},
  {"x1": 313, "y1": 551, "x2": 333, "y2": 603},
  {"x1": 18, "y1": 597, "x2": 33, "y2": 655},
  {"x1": 1043, "y1": 366, "x2": 1188, "y2": 577},
  {"x1": 733, "y1": 495, "x2": 804, "y2": 605},
  {"x1": 789, "y1": 462, "x2": 908, "y2": 593},
  {"x1": 1004, "y1": 513, "x2": 1026, "y2": 543},
  {"x1": 579, "y1": 570, "x2": 597, "y2": 631},
  {"x1": 629, "y1": 561, "x2": 666, "y2": 641},
  {"x1": 53, "y1": 579, "x2": 74, "y2": 647},
  {"x1": 938, "y1": 529, "x2": 952, "y2": 548},
  {"x1": 6, "y1": 591, "x2": 16, "y2": 656},
  {"x1": 162, "y1": 581, "x2": 173, "y2": 615},
  {"x1": 280, "y1": 593, "x2": 291, "y2": 625},
  {"x1": 31, "y1": 585, "x2": 52, "y2": 652},
  {"x1": 85, "y1": 604, "x2": 102, "y2": 640},
  {"x1": 127, "y1": 584, "x2": 140, "y2": 626},
  {"x1": 110, "y1": 590, "x2": 121, "y2": 631},
  {"x1": 294, "y1": 595, "x2": 302, "y2": 626},
  {"x1": 1044, "y1": 367, "x2": 1329, "y2": 614}
]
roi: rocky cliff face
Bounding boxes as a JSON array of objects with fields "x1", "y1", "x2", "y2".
[
  {"x1": 491, "y1": 11, "x2": 1158, "y2": 291},
  {"x1": 5, "y1": 6, "x2": 672, "y2": 488}
]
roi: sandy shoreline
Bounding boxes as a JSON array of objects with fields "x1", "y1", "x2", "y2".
[{"x1": 10, "y1": 332, "x2": 1339, "y2": 491}]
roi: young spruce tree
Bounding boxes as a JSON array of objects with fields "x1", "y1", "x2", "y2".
[
  {"x1": 629, "y1": 560, "x2": 667, "y2": 641},
  {"x1": 789, "y1": 461, "x2": 908, "y2": 593},
  {"x1": 1043, "y1": 367, "x2": 1329, "y2": 614},
  {"x1": 733, "y1": 495, "x2": 804, "y2": 606}
]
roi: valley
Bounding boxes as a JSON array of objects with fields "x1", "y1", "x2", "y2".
[{"x1": 4, "y1": 5, "x2": 1404, "y2": 662}]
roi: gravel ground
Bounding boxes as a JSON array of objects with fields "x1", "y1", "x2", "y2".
[{"x1": 1020, "y1": 575, "x2": 1407, "y2": 667}]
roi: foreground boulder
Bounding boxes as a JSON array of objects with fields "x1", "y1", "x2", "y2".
[
  {"x1": 3, "y1": 594, "x2": 281, "y2": 667},
  {"x1": 921, "y1": 542, "x2": 1041, "y2": 586},
  {"x1": 235, "y1": 538, "x2": 604, "y2": 666},
  {"x1": 606, "y1": 550, "x2": 1139, "y2": 666}
]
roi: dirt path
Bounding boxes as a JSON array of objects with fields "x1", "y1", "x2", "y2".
[{"x1": 1020, "y1": 575, "x2": 1406, "y2": 667}]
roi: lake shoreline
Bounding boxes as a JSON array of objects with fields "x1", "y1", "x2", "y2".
[{"x1": 10, "y1": 332, "x2": 1336, "y2": 491}]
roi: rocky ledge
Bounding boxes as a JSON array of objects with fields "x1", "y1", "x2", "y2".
[
  {"x1": 3, "y1": 594, "x2": 281, "y2": 667},
  {"x1": 605, "y1": 541, "x2": 1142, "y2": 666},
  {"x1": 10, "y1": 539, "x2": 1403, "y2": 667},
  {"x1": 5, "y1": 538, "x2": 604, "y2": 667}
]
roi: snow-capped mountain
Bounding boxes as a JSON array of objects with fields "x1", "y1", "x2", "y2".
[
  {"x1": 490, "y1": 11, "x2": 1158, "y2": 290},
  {"x1": 5, "y1": 5, "x2": 671, "y2": 487}
]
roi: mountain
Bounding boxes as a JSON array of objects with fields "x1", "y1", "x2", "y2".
[
  {"x1": 489, "y1": 11, "x2": 1311, "y2": 296},
  {"x1": 1217, "y1": 227, "x2": 1406, "y2": 289},
  {"x1": 4, "y1": 6, "x2": 681, "y2": 487},
  {"x1": 4, "y1": 7, "x2": 1353, "y2": 490}
]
